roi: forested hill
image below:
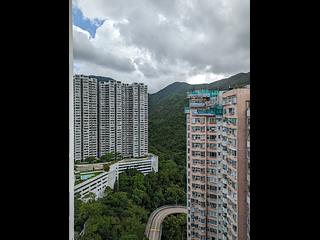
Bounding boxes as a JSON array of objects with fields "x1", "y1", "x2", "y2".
[
  {"x1": 86, "y1": 72, "x2": 250, "y2": 167},
  {"x1": 149, "y1": 72, "x2": 250, "y2": 111},
  {"x1": 148, "y1": 72, "x2": 250, "y2": 167},
  {"x1": 74, "y1": 72, "x2": 250, "y2": 239}
]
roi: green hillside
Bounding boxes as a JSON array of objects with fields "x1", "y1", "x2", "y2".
[
  {"x1": 74, "y1": 72, "x2": 250, "y2": 239},
  {"x1": 149, "y1": 72, "x2": 250, "y2": 167}
]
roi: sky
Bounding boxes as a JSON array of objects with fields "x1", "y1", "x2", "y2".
[{"x1": 72, "y1": 0, "x2": 250, "y2": 93}]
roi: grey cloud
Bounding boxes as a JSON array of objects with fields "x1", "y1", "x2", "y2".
[
  {"x1": 74, "y1": 0, "x2": 250, "y2": 92},
  {"x1": 136, "y1": 62, "x2": 160, "y2": 78},
  {"x1": 115, "y1": 0, "x2": 249, "y2": 74},
  {"x1": 73, "y1": 27, "x2": 135, "y2": 73}
]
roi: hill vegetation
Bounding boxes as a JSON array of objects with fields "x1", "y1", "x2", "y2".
[
  {"x1": 149, "y1": 72, "x2": 250, "y2": 167},
  {"x1": 74, "y1": 72, "x2": 250, "y2": 239}
]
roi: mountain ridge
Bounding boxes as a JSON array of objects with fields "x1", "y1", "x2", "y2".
[
  {"x1": 154, "y1": 72, "x2": 250, "y2": 94},
  {"x1": 148, "y1": 72, "x2": 250, "y2": 167}
]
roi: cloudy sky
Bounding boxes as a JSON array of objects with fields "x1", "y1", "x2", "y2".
[{"x1": 73, "y1": 0, "x2": 250, "y2": 93}]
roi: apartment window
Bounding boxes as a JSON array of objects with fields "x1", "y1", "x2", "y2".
[
  {"x1": 192, "y1": 117, "x2": 205, "y2": 124},
  {"x1": 207, "y1": 168, "x2": 216, "y2": 174},
  {"x1": 192, "y1": 143, "x2": 205, "y2": 149},
  {"x1": 209, "y1": 194, "x2": 217, "y2": 199},
  {"x1": 207, "y1": 126, "x2": 216, "y2": 132},
  {"x1": 227, "y1": 118, "x2": 237, "y2": 125},
  {"x1": 200, "y1": 210, "x2": 206, "y2": 216},
  {"x1": 207, "y1": 143, "x2": 216, "y2": 149},
  {"x1": 208, "y1": 202, "x2": 217, "y2": 208},
  {"x1": 208, "y1": 219, "x2": 217, "y2": 225},
  {"x1": 192, "y1": 134, "x2": 205, "y2": 140},
  {"x1": 208, "y1": 117, "x2": 216, "y2": 124},
  {"x1": 207, "y1": 135, "x2": 216, "y2": 141},
  {"x1": 192, "y1": 126, "x2": 206, "y2": 132},
  {"x1": 208, "y1": 211, "x2": 217, "y2": 217},
  {"x1": 192, "y1": 151, "x2": 205, "y2": 157},
  {"x1": 208, "y1": 152, "x2": 217, "y2": 158},
  {"x1": 208, "y1": 185, "x2": 217, "y2": 191},
  {"x1": 231, "y1": 150, "x2": 237, "y2": 157},
  {"x1": 228, "y1": 108, "x2": 235, "y2": 115}
]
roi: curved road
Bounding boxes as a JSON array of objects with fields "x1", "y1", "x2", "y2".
[{"x1": 145, "y1": 205, "x2": 187, "y2": 240}]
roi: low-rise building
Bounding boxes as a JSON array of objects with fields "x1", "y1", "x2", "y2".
[{"x1": 74, "y1": 154, "x2": 158, "y2": 200}]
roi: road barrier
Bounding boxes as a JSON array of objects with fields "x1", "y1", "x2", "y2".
[{"x1": 145, "y1": 205, "x2": 187, "y2": 239}]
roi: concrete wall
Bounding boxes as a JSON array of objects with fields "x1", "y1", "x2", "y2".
[{"x1": 75, "y1": 163, "x2": 104, "y2": 172}]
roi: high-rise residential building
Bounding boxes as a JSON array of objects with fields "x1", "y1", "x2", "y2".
[
  {"x1": 98, "y1": 80, "x2": 123, "y2": 157},
  {"x1": 73, "y1": 75, "x2": 148, "y2": 161},
  {"x1": 246, "y1": 102, "x2": 250, "y2": 240},
  {"x1": 185, "y1": 87, "x2": 250, "y2": 240},
  {"x1": 74, "y1": 75, "x2": 98, "y2": 161},
  {"x1": 222, "y1": 88, "x2": 250, "y2": 240},
  {"x1": 185, "y1": 89, "x2": 225, "y2": 240}
]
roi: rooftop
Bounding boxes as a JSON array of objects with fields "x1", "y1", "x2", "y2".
[{"x1": 187, "y1": 89, "x2": 219, "y2": 98}]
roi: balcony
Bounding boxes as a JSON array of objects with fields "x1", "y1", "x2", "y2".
[
  {"x1": 227, "y1": 195, "x2": 237, "y2": 205},
  {"x1": 190, "y1": 102, "x2": 206, "y2": 108},
  {"x1": 190, "y1": 106, "x2": 223, "y2": 116},
  {"x1": 222, "y1": 207, "x2": 227, "y2": 214},
  {"x1": 205, "y1": 100, "x2": 216, "y2": 106},
  {"x1": 228, "y1": 145, "x2": 237, "y2": 151},
  {"x1": 220, "y1": 169, "x2": 227, "y2": 175}
]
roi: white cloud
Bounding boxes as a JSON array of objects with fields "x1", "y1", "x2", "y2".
[
  {"x1": 187, "y1": 73, "x2": 226, "y2": 85},
  {"x1": 73, "y1": 0, "x2": 250, "y2": 93}
]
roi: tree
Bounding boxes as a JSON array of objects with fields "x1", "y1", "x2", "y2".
[
  {"x1": 164, "y1": 184, "x2": 185, "y2": 205},
  {"x1": 81, "y1": 232, "x2": 102, "y2": 240},
  {"x1": 103, "y1": 164, "x2": 110, "y2": 172},
  {"x1": 120, "y1": 234, "x2": 139, "y2": 240},
  {"x1": 115, "y1": 152, "x2": 123, "y2": 161},
  {"x1": 82, "y1": 192, "x2": 96, "y2": 203},
  {"x1": 162, "y1": 214, "x2": 187, "y2": 240},
  {"x1": 100, "y1": 153, "x2": 114, "y2": 162},
  {"x1": 84, "y1": 156, "x2": 98, "y2": 164},
  {"x1": 74, "y1": 148, "x2": 187, "y2": 240},
  {"x1": 100, "y1": 152, "x2": 122, "y2": 162}
]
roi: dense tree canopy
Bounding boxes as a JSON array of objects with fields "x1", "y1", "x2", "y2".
[
  {"x1": 84, "y1": 156, "x2": 99, "y2": 164},
  {"x1": 75, "y1": 165, "x2": 186, "y2": 240},
  {"x1": 162, "y1": 214, "x2": 187, "y2": 240},
  {"x1": 74, "y1": 73, "x2": 250, "y2": 239},
  {"x1": 74, "y1": 84, "x2": 195, "y2": 239}
]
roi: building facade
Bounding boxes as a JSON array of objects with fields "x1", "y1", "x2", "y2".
[
  {"x1": 74, "y1": 75, "x2": 148, "y2": 161},
  {"x1": 185, "y1": 88, "x2": 250, "y2": 240},
  {"x1": 246, "y1": 102, "x2": 250, "y2": 240},
  {"x1": 222, "y1": 88, "x2": 250, "y2": 240},
  {"x1": 185, "y1": 89, "x2": 225, "y2": 240},
  {"x1": 74, "y1": 75, "x2": 98, "y2": 161}
]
